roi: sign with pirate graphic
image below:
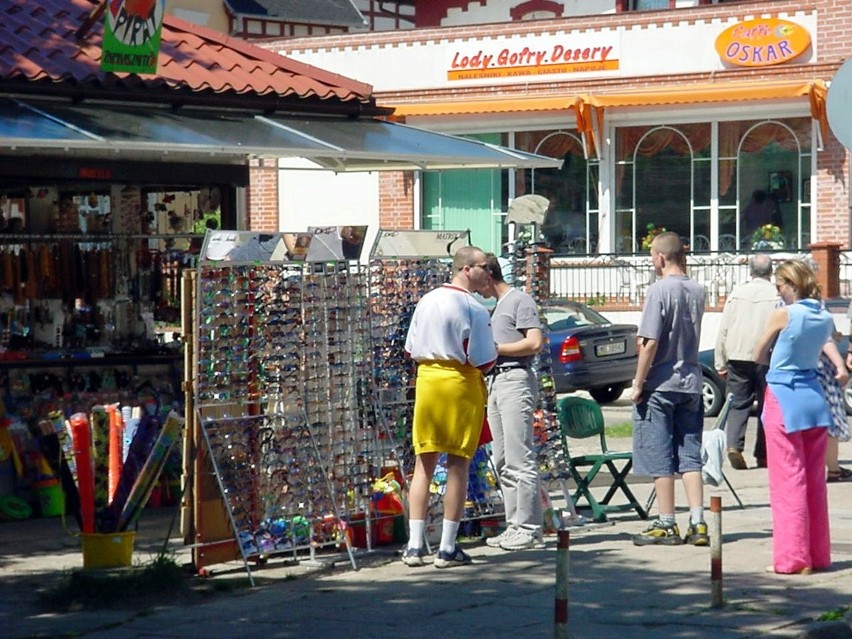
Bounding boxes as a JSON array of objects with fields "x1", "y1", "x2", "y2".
[{"x1": 101, "y1": 0, "x2": 166, "y2": 74}]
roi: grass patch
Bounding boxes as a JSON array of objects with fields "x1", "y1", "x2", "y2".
[
  {"x1": 817, "y1": 606, "x2": 850, "y2": 621},
  {"x1": 40, "y1": 553, "x2": 193, "y2": 611},
  {"x1": 605, "y1": 421, "x2": 633, "y2": 438}
]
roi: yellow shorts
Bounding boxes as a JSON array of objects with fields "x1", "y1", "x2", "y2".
[{"x1": 412, "y1": 360, "x2": 486, "y2": 459}]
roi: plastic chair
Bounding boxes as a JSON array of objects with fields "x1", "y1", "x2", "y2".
[
  {"x1": 556, "y1": 396, "x2": 648, "y2": 522},
  {"x1": 693, "y1": 234, "x2": 711, "y2": 252},
  {"x1": 718, "y1": 234, "x2": 737, "y2": 251}
]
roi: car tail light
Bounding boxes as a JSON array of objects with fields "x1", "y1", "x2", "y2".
[{"x1": 560, "y1": 336, "x2": 582, "y2": 363}]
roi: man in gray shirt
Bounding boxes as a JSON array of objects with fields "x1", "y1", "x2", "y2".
[
  {"x1": 479, "y1": 253, "x2": 545, "y2": 551},
  {"x1": 714, "y1": 254, "x2": 778, "y2": 469},
  {"x1": 631, "y1": 232, "x2": 708, "y2": 547}
]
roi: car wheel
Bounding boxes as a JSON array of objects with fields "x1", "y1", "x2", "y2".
[
  {"x1": 845, "y1": 377, "x2": 852, "y2": 416},
  {"x1": 702, "y1": 375, "x2": 724, "y2": 418},
  {"x1": 589, "y1": 384, "x2": 626, "y2": 404}
]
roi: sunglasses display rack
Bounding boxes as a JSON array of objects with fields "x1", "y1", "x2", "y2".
[
  {"x1": 300, "y1": 263, "x2": 383, "y2": 549},
  {"x1": 193, "y1": 257, "x2": 383, "y2": 580},
  {"x1": 367, "y1": 257, "x2": 447, "y2": 476},
  {"x1": 507, "y1": 237, "x2": 578, "y2": 528}
]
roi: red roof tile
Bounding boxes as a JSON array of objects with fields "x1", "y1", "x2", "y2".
[{"x1": 0, "y1": 0, "x2": 374, "y2": 108}]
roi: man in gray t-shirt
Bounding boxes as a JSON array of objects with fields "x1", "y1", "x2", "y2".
[
  {"x1": 631, "y1": 232, "x2": 708, "y2": 548},
  {"x1": 638, "y1": 274, "x2": 704, "y2": 394},
  {"x1": 479, "y1": 254, "x2": 545, "y2": 551}
]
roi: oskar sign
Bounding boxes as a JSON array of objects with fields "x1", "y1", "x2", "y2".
[{"x1": 715, "y1": 18, "x2": 811, "y2": 68}]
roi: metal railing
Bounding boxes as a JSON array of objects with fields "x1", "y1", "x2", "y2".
[{"x1": 546, "y1": 249, "x2": 840, "y2": 309}]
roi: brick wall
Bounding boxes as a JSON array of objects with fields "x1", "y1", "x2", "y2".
[
  {"x1": 247, "y1": 158, "x2": 279, "y2": 231},
  {"x1": 814, "y1": 136, "x2": 850, "y2": 247},
  {"x1": 814, "y1": 0, "x2": 851, "y2": 247},
  {"x1": 378, "y1": 172, "x2": 415, "y2": 228}
]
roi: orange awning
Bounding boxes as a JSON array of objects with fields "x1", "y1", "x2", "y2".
[
  {"x1": 575, "y1": 79, "x2": 828, "y2": 157},
  {"x1": 389, "y1": 96, "x2": 573, "y2": 118}
]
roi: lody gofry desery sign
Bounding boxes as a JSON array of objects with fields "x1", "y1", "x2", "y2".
[{"x1": 101, "y1": 0, "x2": 165, "y2": 74}]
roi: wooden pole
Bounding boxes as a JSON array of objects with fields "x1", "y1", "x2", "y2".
[
  {"x1": 181, "y1": 269, "x2": 196, "y2": 544},
  {"x1": 75, "y1": 0, "x2": 107, "y2": 40},
  {"x1": 710, "y1": 495, "x2": 724, "y2": 608},
  {"x1": 554, "y1": 529, "x2": 569, "y2": 638}
]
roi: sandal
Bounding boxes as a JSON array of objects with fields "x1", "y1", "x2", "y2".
[{"x1": 827, "y1": 467, "x2": 852, "y2": 482}]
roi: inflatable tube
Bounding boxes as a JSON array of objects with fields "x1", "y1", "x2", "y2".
[{"x1": 0, "y1": 495, "x2": 33, "y2": 521}]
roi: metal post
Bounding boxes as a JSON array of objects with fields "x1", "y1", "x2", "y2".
[
  {"x1": 554, "y1": 529, "x2": 569, "y2": 639},
  {"x1": 710, "y1": 495, "x2": 723, "y2": 608}
]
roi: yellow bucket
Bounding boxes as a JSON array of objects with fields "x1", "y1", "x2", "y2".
[{"x1": 81, "y1": 532, "x2": 136, "y2": 569}]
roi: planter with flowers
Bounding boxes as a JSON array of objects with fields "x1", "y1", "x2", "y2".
[
  {"x1": 750, "y1": 224, "x2": 785, "y2": 251},
  {"x1": 641, "y1": 224, "x2": 666, "y2": 251}
]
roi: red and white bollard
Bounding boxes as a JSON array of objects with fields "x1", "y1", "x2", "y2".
[
  {"x1": 554, "y1": 529, "x2": 569, "y2": 638},
  {"x1": 710, "y1": 495, "x2": 724, "y2": 608}
]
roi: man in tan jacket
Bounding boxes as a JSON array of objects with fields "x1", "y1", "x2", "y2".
[{"x1": 714, "y1": 254, "x2": 779, "y2": 469}]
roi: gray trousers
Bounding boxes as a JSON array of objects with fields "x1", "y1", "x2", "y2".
[{"x1": 487, "y1": 368, "x2": 542, "y2": 534}]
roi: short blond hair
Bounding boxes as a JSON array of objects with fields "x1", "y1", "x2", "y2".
[{"x1": 453, "y1": 245, "x2": 485, "y2": 271}]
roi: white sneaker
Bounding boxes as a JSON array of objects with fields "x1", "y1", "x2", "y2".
[
  {"x1": 485, "y1": 527, "x2": 519, "y2": 548},
  {"x1": 500, "y1": 530, "x2": 545, "y2": 551},
  {"x1": 401, "y1": 547, "x2": 427, "y2": 566}
]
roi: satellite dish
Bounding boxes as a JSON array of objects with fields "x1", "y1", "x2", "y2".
[{"x1": 827, "y1": 57, "x2": 852, "y2": 150}]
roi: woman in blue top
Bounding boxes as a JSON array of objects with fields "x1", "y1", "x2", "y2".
[{"x1": 755, "y1": 260, "x2": 834, "y2": 575}]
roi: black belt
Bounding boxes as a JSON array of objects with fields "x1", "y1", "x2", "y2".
[{"x1": 491, "y1": 365, "x2": 528, "y2": 375}]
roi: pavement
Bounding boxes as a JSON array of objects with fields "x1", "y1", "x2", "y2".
[{"x1": 2, "y1": 396, "x2": 852, "y2": 639}]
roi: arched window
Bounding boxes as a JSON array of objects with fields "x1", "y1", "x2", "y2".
[
  {"x1": 727, "y1": 119, "x2": 810, "y2": 249},
  {"x1": 614, "y1": 124, "x2": 710, "y2": 253}
]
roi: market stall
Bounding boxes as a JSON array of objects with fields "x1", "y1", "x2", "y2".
[{"x1": 188, "y1": 229, "x2": 575, "y2": 580}]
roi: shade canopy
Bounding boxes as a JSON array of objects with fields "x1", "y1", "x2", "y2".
[
  {"x1": 574, "y1": 79, "x2": 828, "y2": 157},
  {"x1": 0, "y1": 98, "x2": 562, "y2": 172},
  {"x1": 390, "y1": 96, "x2": 574, "y2": 117}
]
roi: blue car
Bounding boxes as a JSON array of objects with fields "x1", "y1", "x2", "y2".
[
  {"x1": 544, "y1": 301, "x2": 638, "y2": 404},
  {"x1": 543, "y1": 301, "x2": 726, "y2": 414},
  {"x1": 697, "y1": 349, "x2": 726, "y2": 418}
]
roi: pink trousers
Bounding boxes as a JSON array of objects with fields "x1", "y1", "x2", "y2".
[{"x1": 763, "y1": 388, "x2": 831, "y2": 573}]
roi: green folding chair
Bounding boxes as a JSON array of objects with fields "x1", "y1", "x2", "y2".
[{"x1": 556, "y1": 396, "x2": 648, "y2": 522}]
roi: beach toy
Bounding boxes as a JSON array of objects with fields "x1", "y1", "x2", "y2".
[
  {"x1": 116, "y1": 411, "x2": 185, "y2": 531},
  {"x1": 69, "y1": 412, "x2": 95, "y2": 533},
  {"x1": 90, "y1": 406, "x2": 110, "y2": 526},
  {"x1": 107, "y1": 404, "x2": 123, "y2": 502},
  {"x1": 0, "y1": 495, "x2": 32, "y2": 521}
]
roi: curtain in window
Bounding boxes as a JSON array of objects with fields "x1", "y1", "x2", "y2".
[{"x1": 719, "y1": 119, "x2": 809, "y2": 196}]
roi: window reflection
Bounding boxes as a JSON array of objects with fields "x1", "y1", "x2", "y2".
[
  {"x1": 614, "y1": 117, "x2": 810, "y2": 253},
  {"x1": 517, "y1": 131, "x2": 590, "y2": 253}
]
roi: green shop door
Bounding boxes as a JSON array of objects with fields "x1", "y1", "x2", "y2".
[{"x1": 422, "y1": 134, "x2": 503, "y2": 255}]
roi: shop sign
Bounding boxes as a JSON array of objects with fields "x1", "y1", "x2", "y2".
[
  {"x1": 78, "y1": 167, "x2": 113, "y2": 180},
  {"x1": 101, "y1": 0, "x2": 166, "y2": 74},
  {"x1": 715, "y1": 18, "x2": 811, "y2": 68},
  {"x1": 447, "y1": 32, "x2": 619, "y2": 82}
]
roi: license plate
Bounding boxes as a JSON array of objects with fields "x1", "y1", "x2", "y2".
[{"x1": 596, "y1": 341, "x2": 626, "y2": 357}]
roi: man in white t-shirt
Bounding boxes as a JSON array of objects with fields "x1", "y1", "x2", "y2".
[{"x1": 402, "y1": 245, "x2": 497, "y2": 568}]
